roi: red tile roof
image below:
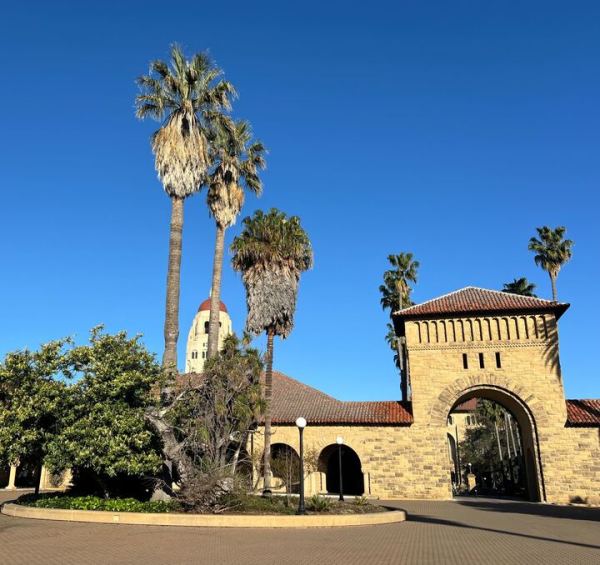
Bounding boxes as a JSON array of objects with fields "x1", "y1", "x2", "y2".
[
  {"x1": 198, "y1": 298, "x2": 228, "y2": 313},
  {"x1": 453, "y1": 398, "x2": 478, "y2": 412},
  {"x1": 267, "y1": 371, "x2": 413, "y2": 425},
  {"x1": 394, "y1": 287, "x2": 569, "y2": 319},
  {"x1": 566, "y1": 399, "x2": 600, "y2": 426},
  {"x1": 176, "y1": 371, "x2": 413, "y2": 425}
]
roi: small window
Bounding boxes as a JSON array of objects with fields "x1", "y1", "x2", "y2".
[
  {"x1": 462, "y1": 353, "x2": 468, "y2": 369},
  {"x1": 479, "y1": 353, "x2": 485, "y2": 369},
  {"x1": 447, "y1": 415, "x2": 453, "y2": 425},
  {"x1": 202, "y1": 352, "x2": 206, "y2": 359},
  {"x1": 466, "y1": 416, "x2": 471, "y2": 425},
  {"x1": 204, "y1": 321, "x2": 209, "y2": 334},
  {"x1": 495, "y1": 352, "x2": 502, "y2": 369}
]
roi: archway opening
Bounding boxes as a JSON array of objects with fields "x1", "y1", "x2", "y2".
[
  {"x1": 318, "y1": 444, "x2": 364, "y2": 496},
  {"x1": 447, "y1": 390, "x2": 542, "y2": 501},
  {"x1": 269, "y1": 443, "x2": 300, "y2": 494}
]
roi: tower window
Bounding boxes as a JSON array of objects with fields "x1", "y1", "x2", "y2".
[
  {"x1": 495, "y1": 352, "x2": 502, "y2": 369},
  {"x1": 479, "y1": 353, "x2": 485, "y2": 369},
  {"x1": 202, "y1": 352, "x2": 206, "y2": 359},
  {"x1": 462, "y1": 353, "x2": 468, "y2": 369},
  {"x1": 204, "y1": 322, "x2": 209, "y2": 334}
]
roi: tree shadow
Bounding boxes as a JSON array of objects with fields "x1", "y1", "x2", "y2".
[
  {"x1": 409, "y1": 513, "x2": 600, "y2": 551},
  {"x1": 455, "y1": 498, "x2": 600, "y2": 522}
]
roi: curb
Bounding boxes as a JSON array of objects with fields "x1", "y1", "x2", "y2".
[{"x1": 1, "y1": 503, "x2": 406, "y2": 528}]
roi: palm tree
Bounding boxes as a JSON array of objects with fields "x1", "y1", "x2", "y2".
[
  {"x1": 135, "y1": 45, "x2": 235, "y2": 371},
  {"x1": 379, "y1": 252, "x2": 419, "y2": 312},
  {"x1": 231, "y1": 209, "x2": 313, "y2": 495},
  {"x1": 206, "y1": 120, "x2": 266, "y2": 359},
  {"x1": 528, "y1": 226, "x2": 573, "y2": 301},
  {"x1": 502, "y1": 277, "x2": 537, "y2": 297}
]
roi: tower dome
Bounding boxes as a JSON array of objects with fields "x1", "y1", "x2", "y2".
[{"x1": 198, "y1": 298, "x2": 228, "y2": 313}]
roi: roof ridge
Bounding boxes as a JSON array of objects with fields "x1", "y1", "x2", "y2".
[
  {"x1": 395, "y1": 287, "x2": 473, "y2": 314},
  {"x1": 466, "y1": 286, "x2": 560, "y2": 304}
]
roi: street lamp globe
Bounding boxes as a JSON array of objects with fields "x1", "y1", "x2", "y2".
[
  {"x1": 336, "y1": 436, "x2": 344, "y2": 445},
  {"x1": 295, "y1": 417, "x2": 307, "y2": 429}
]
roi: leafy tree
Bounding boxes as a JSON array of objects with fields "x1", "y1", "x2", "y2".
[
  {"x1": 502, "y1": 277, "x2": 537, "y2": 297},
  {"x1": 231, "y1": 209, "x2": 313, "y2": 495},
  {"x1": 528, "y1": 226, "x2": 573, "y2": 301},
  {"x1": 170, "y1": 334, "x2": 263, "y2": 474},
  {"x1": 206, "y1": 120, "x2": 266, "y2": 359},
  {"x1": 0, "y1": 340, "x2": 71, "y2": 493},
  {"x1": 45, "y1": 328, "x2": 163, "y2": 497},
  {"x1": 379, "y1": 252, "x2": 419, "y2": 312},
  {"x1": 135, "y1": 45, "x2": 235, "y2": 371}
]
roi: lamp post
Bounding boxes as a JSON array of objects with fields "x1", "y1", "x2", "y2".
[
  {"x1": 295, "y1": 417, "x2": 307, "y2": 515},
  {"x1": 336, "y1": 436, "x2": 344, "y2": 501}
]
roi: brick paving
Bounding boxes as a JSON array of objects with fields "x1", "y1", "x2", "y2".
[{"x1": 0, "y1": 491, "x2": 598, "y2": 565}]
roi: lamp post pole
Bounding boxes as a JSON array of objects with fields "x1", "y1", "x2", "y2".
[
  {"x1": 296, "y1": 417, "x2": 307, "y2": 515},
  {"x1": 336, "y1": 436, "x2": 344, "y2": 502}
]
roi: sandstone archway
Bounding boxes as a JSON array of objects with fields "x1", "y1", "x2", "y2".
[
  {"x1": 431, "y1": 376, "x2": 547, "y2": 502},
  {"x1": 318, "y1": 444, "x2": 364, "y2": 496}
]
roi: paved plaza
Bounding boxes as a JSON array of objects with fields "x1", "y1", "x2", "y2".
[{"x1": 0, "y1": 491, "x2": 598, "y2": 564}]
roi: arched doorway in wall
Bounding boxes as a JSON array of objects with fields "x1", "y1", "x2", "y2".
[
  {"x1": 447, "y1": 388, "x2": 543, "y2": 502},
  {"x1": 269, "y1": 443, "x2": 301, "y2": 494},
  {"x1": 318, "y1": 444, "x2": 364, "y2": 496}
]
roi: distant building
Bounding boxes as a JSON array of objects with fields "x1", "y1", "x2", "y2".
[{"x1": 185, "y1": 297, "x2": 232, "y2": 373}]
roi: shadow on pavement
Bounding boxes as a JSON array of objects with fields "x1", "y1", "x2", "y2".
[
  {"x1": 408, "y1": 514, "x2": 600, "y2": 551},
  {"x1": 455, "y1": 498, "x2": 600, "y2": 522}
]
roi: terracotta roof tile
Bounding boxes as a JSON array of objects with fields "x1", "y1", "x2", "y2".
[
  {"x1": 566, "y1": 399, "x2": 600, "y2": 426},
  {"x1": 267, "y1": 371, "x2": 412, "y2": 425},
  {"x1": 394, "y1": 287, "x2": 569, "y2": 319},
  {"x1": 176, "y1": 371, "x2": 412, "y2": 425},
  {"x1": 453, "y1": 398, "x2": 478, "y2": 412}
]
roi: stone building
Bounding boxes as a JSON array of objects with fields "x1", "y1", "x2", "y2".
[
  {"x1": 185, "y1": 297, "x2": 232, "y2": 373},
  {"x1": 251, "y1": 287, "x2": 600, "y2": 504}
]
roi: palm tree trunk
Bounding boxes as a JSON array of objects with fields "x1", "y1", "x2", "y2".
[
  {"x1": 262, "y1": 328, "x2": 275, "y2": 496},
  {"x1": 550, "y1": 272, "x2": 558, "y2": 301},
  {"x1": 162, "y1": 196, "x2": 184, "y2": 372},
  {"x1": 207, "y1": 224, "x2": 226, "y2": 359},
  {"x1": 494, "y1": 421, "x2": 504, "y2": 461}
]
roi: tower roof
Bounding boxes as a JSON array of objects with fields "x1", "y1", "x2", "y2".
[
  {"x1": 393, "y1": 287, "x2": 569, "y2": 320},
  {"x1": 198, "y1": 298, "x2": 228, "y2": 314}
]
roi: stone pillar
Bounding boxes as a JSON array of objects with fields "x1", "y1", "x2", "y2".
[
  {"x1": 6, "y1": 465, "x2": 17, "y2": 490},
  {"x1": 363, "y1": 472, "x2": 370, "y2": 496},
  {"x1": 466, "y1": 473, "x2": 476, "y2": 493}
]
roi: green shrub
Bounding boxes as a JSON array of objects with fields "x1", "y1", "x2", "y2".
[
  {"x1": 18, "y1": 494, "x2": 179, "y2": 513},
  {"x1": 307, "y1": 495, "x2": 331, "y2": 512},
  {"x1": 353, "y1": 495, "x2": 369, "y2": 506}
]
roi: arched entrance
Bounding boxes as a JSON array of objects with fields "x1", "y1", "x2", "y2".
[
  {"x1": 318, "y1": 444, "x2": 364, "y2": 496},
  {"x1": 269, "y1": 443, "x2": 300, "y2": 494},
  {"x1": 446, "y1": 386, "x2": 544, "y2": 502}
]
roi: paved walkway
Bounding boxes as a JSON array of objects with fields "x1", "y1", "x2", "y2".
[{"x1": 0, "y1": 491, "x2": 598, "y2": 564}]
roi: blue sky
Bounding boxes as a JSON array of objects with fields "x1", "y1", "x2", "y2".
[{"x1": 1, "y1": 1, "x2": 599, "y2": 400}]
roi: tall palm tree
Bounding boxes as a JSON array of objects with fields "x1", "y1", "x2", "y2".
[
  {"x1": 380, "y1": 252, "x2": 419, "y2": 401},
  {"x1": 379, "y1": 252, "x2": 419, "y2": 312},
  {"x1": 528, "y1": 226, "x2": 573, "y2": 301},
  {"x1": 206, "y1": 120, "x2": 266, "y2": 359},
  {"x1": 502, "y1": 277, "x2": 537, "y2": 297},
  {"x1": 135, "y1": 45, "x2": 234, "y2": 371},
  {"x1": 231, "y1": 209, "x2": 313, "y2": 495}
]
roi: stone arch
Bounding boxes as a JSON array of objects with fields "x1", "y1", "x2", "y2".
[
  {"x1": 430, "y1": 375, "x2": 548, "y2": 501},
  {"x1": 318, "y1": 444, "x2": 364, "y2": 496},
  {"x1": 267, "y1": 443, "x2": 301, "y2": 493}
]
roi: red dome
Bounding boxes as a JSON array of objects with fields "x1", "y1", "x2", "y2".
[{"x1": 198, "y1": 298, "x2": 228, "y2": 313}]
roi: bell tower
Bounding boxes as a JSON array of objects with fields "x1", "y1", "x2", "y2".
[{"x1": 185, "y1": 297, "x2": 233, "y2": 372}]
